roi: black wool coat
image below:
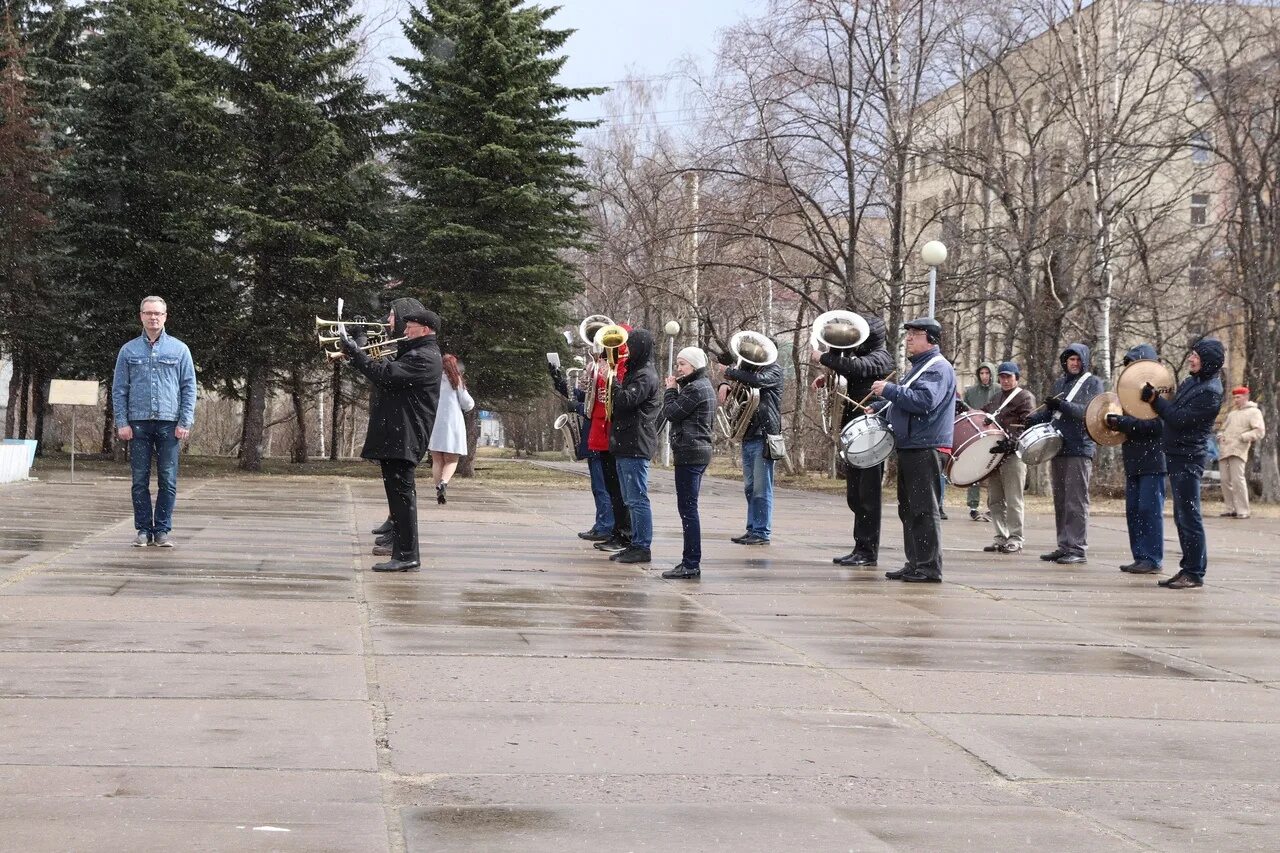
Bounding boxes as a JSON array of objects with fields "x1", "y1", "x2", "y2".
[
  {"x1": 352, "y1": 335, "x2": 442, "y2": 464},
  {"x1": 610, "y1": 329, "x2": 662, "y2": 459}
]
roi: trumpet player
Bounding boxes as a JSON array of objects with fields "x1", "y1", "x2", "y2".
[
  {"x1": 549, "y1": 356, "x2": 614, "y2": 541},
  {"x1": 809, "y1": 313, "x2": 893, "y2": 567},
  {"x1": 589, "y1": 334, "x2": 633, "y2": 554},
  {"x1": 608, "y1": 329, "x2": 661, "y2": 564},
  {"x1": 717, "y1": 339, "x2": 785, "y2": 545}
]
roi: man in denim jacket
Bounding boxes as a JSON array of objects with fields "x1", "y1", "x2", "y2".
[{"x1": 112, "y1": 296, "x2": 197, "y2": 547}]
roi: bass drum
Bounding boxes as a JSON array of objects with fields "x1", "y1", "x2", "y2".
[
  {"x1": 946, "y1": 410, "x2": 1008, "y2": 487},
  {"x1": 839, "y1": 414, "x2": 894, "y2": 469},
  {"x1": 1016, "y1": 422, "x2": 1063, "y2": 465}
]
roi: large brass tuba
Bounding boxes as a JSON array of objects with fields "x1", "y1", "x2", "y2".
[
  {"x1": 595, "y1": 323, "x2": 629, "y2": 420},
  {"x1": 810, "y1": 310, "x2": 870, "y2": 434},
  {"x1": 715, "y1": 330, "x2": 779, "y2": 442},
  {"x1": 577, "y1": 315, "x2": 612, "y2": 419}
]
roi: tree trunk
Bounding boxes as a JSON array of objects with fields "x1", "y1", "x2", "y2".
[
  {"x1": 239, "y1": 366, "x2": 268, "y2": 472},
  {"x1": 101, "y1": 393, "x2": 114, "y2": 454},
  {"x1": 289, "y1": 370, "x2": 308, "y2": 464},
  {"x1": 16, "y1": 352, "x2": 31, "y2": 440},
  {"x1": 4, "y1": 354, "x2": 20, "y2": 438},
  {"x1": 457, "y1": 406, "x2": 480, "y2": 477},
  {"x1": 32, "y1": 367, "x2": 48, "y2": 455},
  {"x1": 328, "y1": 364, "x2": 342, "y2": 460}
]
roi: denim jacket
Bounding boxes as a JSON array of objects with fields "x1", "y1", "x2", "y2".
[{"x1": 112, "y1": 331, "x2": 197, "y2": 428}]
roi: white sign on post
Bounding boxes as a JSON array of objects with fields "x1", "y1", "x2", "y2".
[{"x1": 49, "y1": 379, "x2": 100, "y2": 484}]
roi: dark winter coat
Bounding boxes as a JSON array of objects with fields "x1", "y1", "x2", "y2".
[
  {"x1": 352, "y1": 334, "x2": 442, "y2": 464},
  {"x1": 610, "y1": 329, "x2": 662, "y2": 459},
  {"x1": 1111, "y1": 344, "x2": 1166, "y2": 477},
  {"x1": 1155, "y1": 338, "x2": 1225, "y2": 460},
  {"x1": 963, "y1": 361, "x2": 1001, "y2": 411},
  {"x1": 981, "y1": 384, "x2": 1036, "y2": 438},
  {"x1": 724, "y1": 361, "x2": 785, "y2": 440},
  {"x1": 663, "y1": 367, "x2": 716, "y2": 466},
  {"x1": 819, "y1": 314, "x2": 894, "y2": 425},
  {"x1": 877, "y1": 345, "x2": 957, "y2": 450},
  {"x1": 1026, "y1": 342, "x2": 1104, "y2": 458}
]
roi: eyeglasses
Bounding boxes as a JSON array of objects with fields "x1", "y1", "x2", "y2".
[{"x1": 141, "y1": 311, "x2": 166, "y2": 317}]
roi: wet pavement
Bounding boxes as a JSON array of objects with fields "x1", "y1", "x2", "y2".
[{"x1": 0, "y1": 467, "x2": 1277, "y2": 851}]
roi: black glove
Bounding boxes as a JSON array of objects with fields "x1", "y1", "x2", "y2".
[
  {"x1": 991, "y1": 437, "x2": 1016, "y2": 454},
  {"x1": 1140, "y1": 382, "x2": 1156, "y2": 403},
  {"x1": 715, "y1": 350, "x2": 735, "y2": 367},
  {"x1": 1105, "y1": 413, "x2": 1121, "y2": 429},
  {"x1": 352, "y1": 327, "x2": 369, "y2": 348},
  {"x1": 547, "y1": 362, "x2": 561, "y2": 378},
  {"x1": 955, "y1": 400, "x2": 970, "y2": 414},
  {"x1": 338, "y1": 330, "x2": 360, "y2": 357},
  {"x1": 1044, "y1": 396, "x2": 1061, "y2": 412}
]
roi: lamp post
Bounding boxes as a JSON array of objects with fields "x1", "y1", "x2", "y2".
[
  {"x1": 920, "y1": 240, "x2": 948, "y2": 319},
  {"x1": 663, "y1": 320, "x2": 681, "y2": 467}
]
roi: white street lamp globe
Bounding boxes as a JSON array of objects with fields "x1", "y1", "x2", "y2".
[
  {"x1": 921, "y1": 240, "x2": 948, "y2": 267},
  {"x1": 664, "y1": 320, "x2": 681, "y2": 336}
]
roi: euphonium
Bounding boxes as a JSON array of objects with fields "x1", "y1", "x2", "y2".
[
  {"x1": 595, "y1": 323, "x2": 629, "y2": 421},
  {"x1": 554, "y1": 413, "x2": 583, "y2": 460},
  {"x1": 810, "y1": 310, "x2": 870, "y2": 434},
  {"x1": 715, "y1": 330, "x2": 778, "y2": 442},
  {"x1": 578, "y1": 314, "x2": 613, "y2": 349}
]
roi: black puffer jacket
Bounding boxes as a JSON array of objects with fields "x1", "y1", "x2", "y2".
[
  {"x1": 1111, "y1": 344, "x2": 1166, "y2": 477},
  {"x1": 724, "y1": 360, "x2": 785, "y2": 440},
  {"x1": 819, "y1": 314, "x2": 894, "y2": 425},
  {"x1": 1155, "y1": 338, "x2": 1225, "y2": 460},
  {"x1": 663, "y1": 367, "x2": 715, "y2": 466},
  {"x1": 1026, "y1": 342, "x2": 1104, "y2": 458},
  {"x1": 610, "y1": 329, "x2": 661, "y2": 458},
  {"x1": 352, "y1": 334, "x2": 442, "y2": 464}
]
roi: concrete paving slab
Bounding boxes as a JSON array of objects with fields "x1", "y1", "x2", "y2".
[
  {"x1": 0, "y1": 595, "x2": 360, "y2": 625},
  {"x1": 0, "y1": 619, "x2": 362, "y2": 654}
]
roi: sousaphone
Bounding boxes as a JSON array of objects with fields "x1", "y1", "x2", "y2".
[
  {"x1": 1114, "y1": 359, "x2": 1175, "y2": 420},
  {"x1": 1085, "y1": 391, "x2": 1126, "y2": 447}
]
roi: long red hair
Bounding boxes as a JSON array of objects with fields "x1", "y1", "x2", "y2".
[{"x1": 442, "y1": 353, "x2": 463, "y2": 390}]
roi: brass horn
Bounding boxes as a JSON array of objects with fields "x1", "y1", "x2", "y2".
[
  {"x1": 810, "y1": 310, "x2": 870, "y2": 434},
  {"x1": 595, "y1": 324, "x2": 629, "y2": 420},
  {"x1": 716, "y1": 330, "x2": 778, "y2": 442}
]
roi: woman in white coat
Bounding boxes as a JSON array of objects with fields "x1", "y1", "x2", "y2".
[{"x1": 429, "y1": 354, "x2": 475, "y2": 504}]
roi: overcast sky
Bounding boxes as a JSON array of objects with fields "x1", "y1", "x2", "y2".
[{"x1": 353, "y1": 0, "x2": 761, "y2": 121}]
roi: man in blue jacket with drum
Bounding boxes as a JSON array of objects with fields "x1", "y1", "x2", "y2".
[
  {"x1": 871, "y1": 317, "x2": 956, "y2": 583},
  {"x1": 1026, "y1": 343, "x2": 1103, "y2": 565}
]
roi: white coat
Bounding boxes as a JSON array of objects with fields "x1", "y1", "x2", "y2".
[{"x1": 428, "y1": 375, "x2": 475, "y2": 455}]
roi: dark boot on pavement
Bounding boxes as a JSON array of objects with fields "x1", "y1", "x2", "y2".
[
  {"x1": 612, "y1": 546, "x2": 651, "y2": 564},
  {"x1": 1126, "y1": 560, "x2": 1162, "y2": 574},
  {"x1": 662, "y1": 562, "x2": 701, "y2": 579},
  {"x1": 372, "y1": 518, "x2": 393, "y2": 535},
  {"x1": 372, "y1": 558, "x2": 420, "y2": 572}
]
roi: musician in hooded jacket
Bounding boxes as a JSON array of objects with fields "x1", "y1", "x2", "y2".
[
  {"x1": 810, "y1": 314, "x2": 894, "y2": 567},
  {"x1": 718, "y1": 345, "x2": 786, "y2": 545},
  {"x1": 609, "y1": 329, "x2": 661, "y2": 565},
  {"x1": 1106, "y1": 344, "x2": 1167, "y2": 576}
]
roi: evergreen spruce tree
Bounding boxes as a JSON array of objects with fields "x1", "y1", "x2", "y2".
[
  {"x1": 392, "y1": 0, "x2": 600, "y2": 451},
  {"x1": 193, "y1": 0, "x2": 386, "y2": 470},
  {"x1": 56, "y1": 0, "x2": 231, "y2": 452}
]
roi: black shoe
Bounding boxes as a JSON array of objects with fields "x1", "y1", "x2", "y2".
[
  {"x1": 371, "y1": 519, "x2": 393, "y2": 535},
  {"x1": 731, "y1": 533, "x2": 751, "y2": 544},
  {"x1": 1219, "y1": 511, "x2": 1237, "y2": 517},
  {"x1": 998, "y1": 543, "x2": 1022, "y2": 554},
  {"x1": 1054, "y1": 554, "x2": 1087, "y2": 565},
  {"x1": 372, "y1": 544, "x2": 393, "y2": 556},
  {"x1": 739, "y1": 534, "x2": 769, "y2": 545},
  {"x1": 1127, "y1": 560, "x2": 1162, "y2": 574},
  {"x1": 884, "y1": 566, "x2": 912, "y2": 580},
  {"x1": 1119, "y1": 560, "x2": 1139, "y2": 572},
  {"x1": 939, "y1": 510, "x2": 949, "y2": 520},
  {"x1": 612, "y1": 546, "x2": 651, "y2": 564},
  {"x1": 577, "y1": 528, "x2": 611, "y2": 542},
  {"x1": 900, "y1": 570, "x2": 942, "y2": 583},
  {"x1": 836, "y1": 552, "x2": 876, "y2": 567},
  {"x1": 833, "y1": 551, "x2": 858, "y2": 565},
  {"x1": 372, "y1": 559, "x2": 420, "y2": 572},
  {"x1": 594, "y1": 538, "x2": 629, "y2": 553},
  {"x1": 983, "y1": 544, "x2": 1002, "y2": 553},
  {"x1": 1040, "y1": 549, "x2": 1066, "y2": 562},
  {"x1": 662, "y1": 562, "x2": 701, "y2": 579},
  {"x1": 970, "y1": 509, "x2": 990, "y2": 522},
  {"x1": 375, "y1": 532, "x2": 394, "y2": 547},
  {"x1": 436, "y1": 482, "x2": 447, "y2": 505},
  {"x1": 1159, "y1": 571, "x2": 1203, "y2": 589}
]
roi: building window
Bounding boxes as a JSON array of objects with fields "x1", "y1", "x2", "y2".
[
  {"x1": 1190, "y1": 131, "x2": 1212, "y2": 164},
  {"x1": 1190, "y1": 193, "x2": 1210, "y2": 226}
]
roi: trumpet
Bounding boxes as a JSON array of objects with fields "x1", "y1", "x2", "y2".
[
  {"x1": 596, "y1": 323, "x2": 629, "y2": 420},
  {"x1": 316, "y1": 313, "x2": 401, "y2": 361},
  {"x1": 322, "y1": 335, "x2": 410, "y2": 361}
]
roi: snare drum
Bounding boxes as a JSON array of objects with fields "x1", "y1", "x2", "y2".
[
  {"x1": 1016, "y1": 422, "x2": 1063, "y2": 465},
  {"x1": 839, "y1": 414, "x2": 894, "y2": 469},
  {"x1": 946, "y1": 410, "x2": 1009, "y2": 487}
]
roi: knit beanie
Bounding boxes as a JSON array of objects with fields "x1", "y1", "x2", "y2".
[{"x1": 677, "y1": 346, "x2": 708, "y2": 370}]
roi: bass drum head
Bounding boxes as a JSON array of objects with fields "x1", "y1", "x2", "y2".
[
  {"x1": 946, "y1": 412, "x2": 1007, "y2": 487},
  {"x1": 840, "y1": 415, "x2": 894, "y2": 469},
  {"x1": 1016, "y1": 422, "x2": 1063, "y2": 465}
]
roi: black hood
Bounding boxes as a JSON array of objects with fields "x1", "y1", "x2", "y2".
[
  {"x1": 853, "y1": 314, "x2": 888, "y2": 357},
  {"x1": 1060, "y1": 342, "x2": 1091, "y2": 375},
  {"x1": 1192, "y1": 338, "x2": 1224, "y2": 379},
  {"x1": 387, "y1": 297, "x2": 427, "y2": 337},
  {"x1": 626, "y1": 329, "x2": 654, "y2": 369},
  {"x1": 1123, "y1": 343, "x2": 1157, "y2": 366}
]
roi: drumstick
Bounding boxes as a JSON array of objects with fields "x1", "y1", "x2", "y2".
[{"x1": 832, "y1": 371, "x2": 897, "y2": 414}]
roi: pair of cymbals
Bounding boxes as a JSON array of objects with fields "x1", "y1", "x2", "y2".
[
  {"x1": 1114, "y1": 358, "x2": 1175, "y2": 420},
  {"x1": 1085, "y1": 392, "x2": 1126, "y2": 446}
]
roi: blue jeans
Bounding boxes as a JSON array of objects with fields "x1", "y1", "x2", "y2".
[
  {"x1": 1169, "y1": 456, "x2": 1207, "y2": 578},
  {"x1": 129, "y1": 420, "x2": 181, "y2": 535},
  {"x1": 674, "y1": 464, "x2": 707, "y2": 568},
  {"x1": 615, "y1": 456, "x2": 653, "y2": 549},
  {"x1": 741, "y1": 438, "x2": 774, "y2": 540},
  {"x1": 587, "y1": 451, "x2": 615, "y2": 533},
  {"x1": 1125, "y1": 473, "x2": 1165, "y2": 566}
]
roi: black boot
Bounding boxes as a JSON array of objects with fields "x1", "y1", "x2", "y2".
[
  {"x1": 662, "y1": 562, "x2": 701, "y2": 579},
  {"x1": 436, "y1": 482, "x2": 447, "y2": 505},
  {"x1": 371, "y1": 517, "x2": 393, "y2": 535},
  {"x1": 372, "y1": 558, "x2": 420, "y2": 572}
]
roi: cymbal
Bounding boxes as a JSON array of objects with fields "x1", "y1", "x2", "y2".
[
  {"x1": 1114, "y1": 359, "x2": 1175, "y2": 419},
  {"x1": 1085, "y1": 391, "x2": 1126, "y2": 446}
]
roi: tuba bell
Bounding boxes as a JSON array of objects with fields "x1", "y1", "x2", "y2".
[
  {"x1": 810, "y1": 310, "x2": 870, "y2": 434},
  {"x1": 578, "y1": 315, "x2": 613, "y2": 350},
  {"x1": 715, "y1": 330, "x2": 778, "y2": 442},
  {"x1": 576, "y1": 316, "x2": 612, "y2": 419}
]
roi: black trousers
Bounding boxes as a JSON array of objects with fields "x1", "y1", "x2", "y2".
[
  {"x1": 846, "y1": 461, "x2": 884, "y2": 559},
  {"x1": 897, "y1": 448, "x2": 944, "y2": 579},
  {"x1": 600, "y1": 451, "x2": 632, "y2": 543},
  {"x1": 380, "y1": 459, "x2": 419, "y2": 562}
]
